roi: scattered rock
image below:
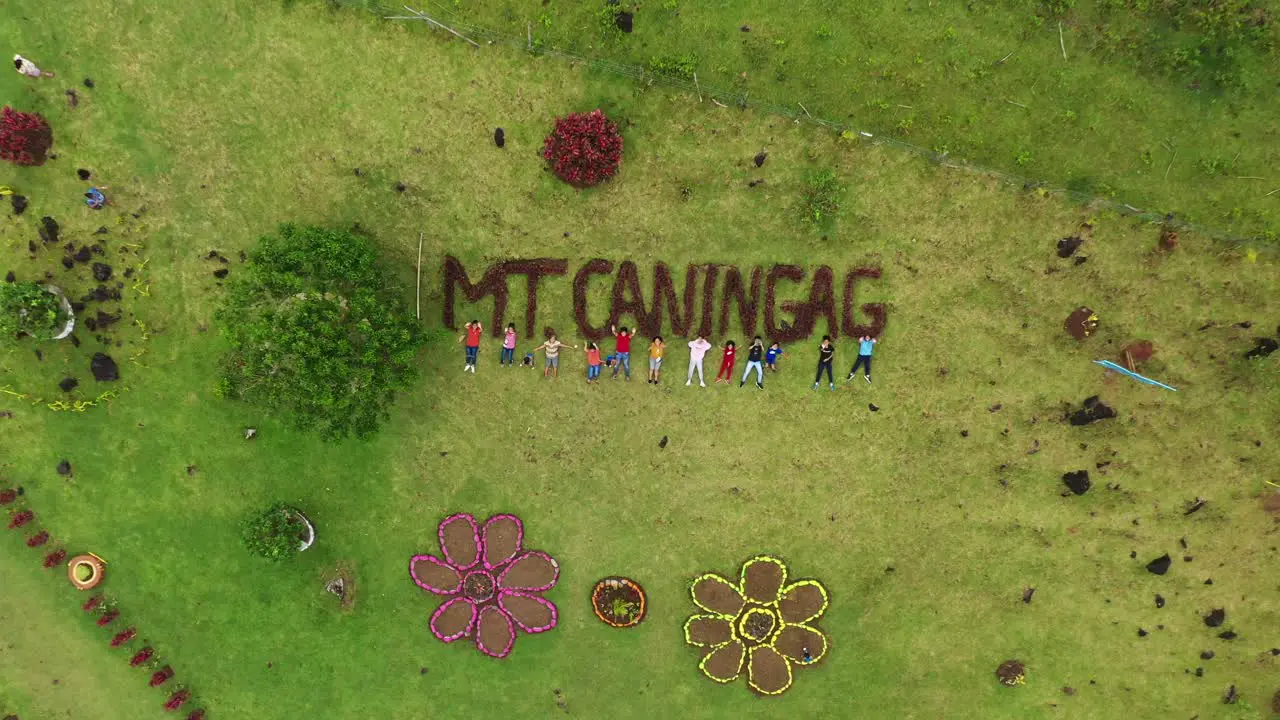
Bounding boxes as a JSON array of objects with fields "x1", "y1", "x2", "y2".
[
  {"x1": 11, "y1": 195, "x2": 27, "y2": 215},
  {"x1": 1063, "y1": 686, "x2": 1076, "y2": 696},
  {"x1": 245, "y1": 428, "x2": 257, "y2": 440},
  {"x1": 419, "y1": 666, "x2": 428, "y2": 675},
  {"x1": 1184, "y1": 498, "x2": 1207, "y2": 515},
  {"x1": 659, "y1": 435, "x2": 668, "y2": 449},
  {"x1": 92, "y1": 263, "x2": 112, "y2": 282},
  {"x1": 995, "y1": 660, "x2": 1025, "y2": 686},
  {"x1": 740, "y1": 24, "x2": 751, "y2": 32},
  {"x1": 58, "y1": 377, "x2": 78, "y2": 392},
  {"x1": 1067, "y1": 395, "x2": 1116, "y2": 426},
  {"x1": 186, "y1": 465, "x2": 198, "y2": 476},
  {"x1": 1056, "y1": 236, "x2": 1083, "y2": 258},
  {"x1": 1218, "y1": 630, "x2": 1237, "y2": 640},
  {"x1": 84, "y1": 77, "x2": 94, "y2": 88},
  {"x1": 1205, "y1": 578, "x2": 1213, "y2": 585},
  {"x1": 65, "y1": 88, "x2": 79, "y2": 108},
  {"x1": 494, "y1": 128, "x2": 505, "y2": 148},
  {"x1": 1137, "y1": 628, "x2": 1148, "y2": 637},
  {"x1": 614, "y1": 11, "x2": 633, "y2": 32},
  {"x1": 1022, "y1": 587, "x2": 1035, "y2": 603},
  {"x1": 4, "y1": 271, "x2": 13, "y2": 283},
  {"x1": 1223, "y1": 685, "x2": 1238, "y2": 704},
  {"x1": 1155, "y1": 594, "x2": 1165, "y2": 609},
  {"x1": 1145, "y1": 554, "x2": 1172, "y2": 575},
  {"x1": 213, "y1": 268, "x2": 229, "y2": 279},
  {"x1": 1195, "y1": 667, "x2": 1204, "y2": 677},
  {"x1": 1073, "y1": 256, "x2": 1088, "y2": 266},
  {"x1": 961, "y1": 429, "x2": 969, "y2": 437},
  {"x1": 748, "y1": 178, "x2": 766, "y2": 187},
  {"x1": 75, "y1": 246, "x2": 92, "y2": 263},
  {"x1": 1233, "y1": 321, "x2": 1253, "y2": 329},
  {"x1": 1062, "y1": 470, "x2": 1091, "y2": 495},
  {"x1": 753, "y1": 151, "x2": 767, "y2": 167},
  {"x1": 988, "y1": 403, "x2": 1003, "y2": 412},
  {"x1": 90, "y1": 353, "x2": 119, "y2": 381},
  {"x1": 39, "y1": 216, "x2": 60, "y2": 245},
  {"x1": 77, "y1": 168, "x2": 91, "y2": 181},
  {"x1": 1244, "y1": 337, "x2": 1278, "y2": 359},
  {"x1": 1158, "y1": 228, "x2": 1178, "y2": 251},
  {"x1": 1272, "y1": 689, "x2": 1280, "y2": 714},
  {"x1": 1200, "y1": 650, "x2": 1215, "y2": 660},
  {"x1": 868, "y1": 403, "x2": 879, "y2": 412},
  {"x1": 56, "y1": 460, "x2": 72, "y2": 476},
  {"x1": 1204, "y1": 609, "x2": 1225, "y2": 627},
  {"x1": 394, "y1": 182, "x2": 407, "y2": 193}
]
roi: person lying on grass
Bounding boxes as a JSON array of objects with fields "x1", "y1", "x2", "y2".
[
  {"x1": 584, "y1": 342, "x2": 603, "y2": 384},
  {"x1": 534, "y1": 333, "x2": 576, "y2": 381},
  {"x1": 714, "y1": 339, "x2": 736, "y2": 384},
  {"x1": 458, "y1": 320, "x2": 482, "y2": 373},
  {"x1": 847, "y1": 335, "x2": 877, "y2": 384},
  {"x1": 610, "y1": 324, "x2": 634, "y2": 380},
  {"x1": 765, "y1": 341, "x2": 784, "y2": 371},
  {"x1": 687, "y1": 334, "x2": 712, "y2": 387},
  {"x1": 500, "y1": 323, "x2": 517, "y2": 367},
  {"x1": 648, "y1": 335, "x2": 665, "y2": 384},
  {"x1": 740, "y1": 336, "x2": 765, "y2": 389},
  {"x1": 813, "y1": 335, "x2": 835, "y2": 391}
]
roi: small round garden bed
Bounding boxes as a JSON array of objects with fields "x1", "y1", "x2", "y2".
[
  {"x1": 996, "y1": 659, "x2": 1026, "y2": 686},
  {"x1": 67, "y1": 553, "x2": 105, "y2": 590},
  {"x1": 591, "y1": 577, "x2": 647, "y2": 628}
]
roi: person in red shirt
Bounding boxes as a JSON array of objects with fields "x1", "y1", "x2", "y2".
[
  {"x1": 458, "y1": 320, "x2": 483, "y2": 373},
  {"x1": 714, "y1": 340, "x2": 737, "y2": 384},
  {"x1": 610, "y1": 324, "x2": 634, "y2": 380}
]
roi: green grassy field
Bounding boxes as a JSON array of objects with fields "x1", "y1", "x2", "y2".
[{"x1": 2, "y1": 1, "x2": 1280, "y2": 719}]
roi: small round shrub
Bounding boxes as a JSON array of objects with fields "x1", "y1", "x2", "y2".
[
  {"x1": 0, "y1": 282, "x2": 67, "y2": 340},
  {"x1": 0, "y1": 107, "x2": 53, "y2": 166},
  {"x1": 542, "y1": 109, "x2": 623, "y2": 187},
  {"x1": 242, "y1": 503, "x2": 307, "y2": 561}
]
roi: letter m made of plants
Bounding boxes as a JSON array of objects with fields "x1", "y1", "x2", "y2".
[{"x1": 442, "y1": 255, "x2": 510, "y2": 334}]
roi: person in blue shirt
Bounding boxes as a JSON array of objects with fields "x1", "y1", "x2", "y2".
[
  {"x1": 84, "y1": 186, "x2": 108, "y2": 209},
  {"x1": 765, "y1": 341, "x2": 784, "y2": 371},
  {"x1": 847, "y1": 335, "x2": 877, "y2": 383}
]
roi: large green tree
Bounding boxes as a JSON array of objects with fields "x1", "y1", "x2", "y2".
[{"x1": 216, "y1": 225, "x2": 422, "y2": 440}]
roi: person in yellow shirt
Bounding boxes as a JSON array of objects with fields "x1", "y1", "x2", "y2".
[{"x1": 647, "y1": 336, "x2": 665, "y2": 385}]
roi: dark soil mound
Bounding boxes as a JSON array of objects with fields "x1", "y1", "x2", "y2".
[
  {"x1": 1064, "y1": 307, "x2": 1098, "y2": 341},
  {"x1": 1067, "y1": 396, "x2": 1116, "y2": 426},
  {"x1": 77, "y1": 168, "x2": 91, "y2": 181},
  {"x1": 56, "y1": 460, "x2": 71, "y2": 476},
  {"x1": 90, "y1": 353, "x2": 119, "y2": 382},
  {"x1": 92, "y1": 263, "x2": 112, "y2": 281},
  {"x1": 1062, "y1": 470, "x2": 1091, "y2": 495},
  {"x1": 1056, "y1": 236, "x2": 1083, "y2": 258},
  {"x1": 614, "y1": 11, "x2": 633, "y2": 32},
  {"x1": 1245, "y1": 337, "x2": 1278, "y2": 359},
  {"x1": 39, "y1": 216, "x2": 60, "y2": 245},
  {"x1": 494, "y1": 127, "x2": 505, "y2": 148},
  {"x1": 996, "y1": 660, "x2": 1025, "y2": 686},
  {"x1": 1145, "y1": 554, "x2": 1172, "y2": 575},
  {"x1": 4, "y1": 271, "x2": 13, "y2": 283},
  {"x1": 58, "y1": 377, "x2": 78, "y2": 392},
  {"x1": 11, "y1": 195, "x2": 27, "y2": 216},
  {"x1": 754, "y1": 152, "x2": 767, "y2": 168},
  {"x1": 1121, "y1": 340, "x2": 1155, "y2": 368},
  {"x1": 1271, "y1": 689, "x2": 1280, "y2": 714},
  {"x1": 213, "y1": 268, "x2": 228, "y2": 279},
  {"x1": 1204, "y1": 608, "x2": 1226, "y2": 627}
]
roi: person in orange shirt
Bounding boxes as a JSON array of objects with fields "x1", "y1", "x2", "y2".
[
  {"x1": 647, "y1": 336, "x2": 666, "y2": 385},
  {"x1": 584, "y1": 342, "x2": 603, "y2": 384}
]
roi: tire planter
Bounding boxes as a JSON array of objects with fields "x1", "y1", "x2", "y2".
[
  {"x1": 42, "y1": 284, "x2": 75, "y2": 340},
  {"x1": 67, "y1": 554, "x2": 105, "y2": 590},
  {"x1": 296, "y1": 511, "x2": 316, "y2": 552},
  {"x1": 591, "y1": 577, "x2": 647, "y2": 628}
]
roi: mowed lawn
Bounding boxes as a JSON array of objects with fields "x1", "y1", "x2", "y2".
[{"x1": 2, "y1": 1, "x2": 1279, "y2": 719}]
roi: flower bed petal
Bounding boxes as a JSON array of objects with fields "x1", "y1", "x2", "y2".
[
  {"x1": 438, "y1": 513, "x2": 480, "y2": 570},
  {"x1": 774, "y1": 624, "x2": 828, "y2": 664},
  {"x1": 746, "y1": 645, "x2": 793, "y2": 695},
  {"x1": 429, "y1": 597, "x2": 477, "y2": 643},
  {"x1": 498, "y1": 590, "x2": 558, "y2": 633},
  {"x1": 777, "y1": 580, "x2": 829, "y2": 625},
  {"x1": 684, "y1": 615, "x2": 734, "y2": 647},
  {"x1": 691, "y1": 573, "x2": 744, "y2": 617},
  {"x1": 740, "y1": 555, "x2": 787, "y2": 604},
  {"x1": 497, "y1": 551, "x2": 559, "y2": 592},
  {"x1": 481, "y1": 514, "x2": 523, "y2": 569},
  {"x1": 410, "y1": 554, "x2": 462, "y2": 595},
  {"x1": 475, "y1": 605, "x2": 516, "y2": 658},
  {"x1": 699, "y1": 639, "x2": 746, "y2": 683}
]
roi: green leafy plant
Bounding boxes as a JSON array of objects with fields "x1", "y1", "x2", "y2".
[
  {"x1": 648, "y1": 53, "x2": 698, "y2": 80},
  {"x1": 242, "y1": 503, "x2": 307, "y2": 561},
  {"x1": 0, "y1": 282, "x2": 67, "y2": 341},
  {"x1": 610, "y1": 597, "x2": 639, "y2": 622},
  {"x1": 800, "y1": 170, "x2": 845, "y2": 227},
  {"x1": 215, "y1": 224, "x2": 423, "y2": 440}
]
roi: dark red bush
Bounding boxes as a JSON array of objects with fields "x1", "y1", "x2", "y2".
[
  {"x1": 26, "y1": 530, "x2": 49, "y2": 547},
  {"x1": 83, "y1": 595, "x2": 103, "y2": 612},
  {"x1": 110, "y1": 627, "x2": 137, "y2": 648},
  {"x1": 186, "y1": 709, "x2": 206, "y2": 720},
  {"x1": 0, "y1": 107, "x2": 53, "y2": 166},
  {"x1": 150, "y1": 665, "x2": 174, "y2": 687},
  {"x1": 163, "y1": 689, "x2": 190, "y2": 711},
  {"x1": 97, "y1": 609, "x2": 119, "y2": 627},
  {"x1": 42, "y1": 549, "x2": 66, "y2": 568},
  {"x1": 8, "y1": 510, "x2": 33, "y2": 529},
  {"x1": 0, "y1": 488, "x2": 16, "y2": 504},
  {"x1": 131, "y1": 646, "x2": 154, "y2": 667},
  {"x1": 542, "y1": 110, "x2": 623, "y2": 187}
]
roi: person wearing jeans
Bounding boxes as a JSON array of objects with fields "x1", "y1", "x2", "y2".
[
  {"x1": 500, "y1": 323, "x2": 517, "y2": 366},
  {"x1": 458, "y1": 320, "x2": 483, "y2": 373},
  {"x1": 686, "y1": 334, "x2": 712, "y2": 387},
  {"x1": 584, "y1": 343, "x2": 602, "y2": 384},
  {"x1": 610, "y1": 324, "x2": 634, "y2": 380},
  {"x1": 813, "y1": 336, "x2": 835, "y2": 390},
  {"x1": 847, "y1": 335, "x2": 877, "y2": 383},
  {"x1": 740, "y1": 336, "x2": 765, "y2": 389}
]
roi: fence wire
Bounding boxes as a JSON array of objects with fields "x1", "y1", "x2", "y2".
[{"x1": 336, "y1": 0, "x2": 1266, "y2": 248}]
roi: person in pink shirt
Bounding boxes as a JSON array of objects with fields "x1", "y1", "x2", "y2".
[
  {"x1": 500, "y1": 323, "x2": 517, "y2": 367},
  {"x1": 686, "y1": 334, "x2": 712, "y2": 387}
]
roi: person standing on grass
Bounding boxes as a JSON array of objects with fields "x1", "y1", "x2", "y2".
[
  {"x1": 500, "y1": 323, "x2": 517, "y2": 367},
  {"x1": 740, "y1": 336, "x2": 765, "y2": 389},
  {"x1": 13, "y1": 55, "x2": 54, "y2": 79},
  {"x1": 847, "y1": 335, "x2": 877, "y2": 384},
  {"x1": 458, "y1": 320, "x2": 483, "y2": 373},
  {"x1": 714, "y1": 339, "x2": 736, "y2": 384},
  {"x1": 610, "y1": 324, "x2": 634, "y2": 380},
  {"x1": 813, "y1": 336, "x2": 835, "y2": 391},
  {"x1": 584, "y1": 342, "x2": 603, "y2": 384},
  {"x1": 765, "y1": 341, "x2": 784, "y2": 372},
  {"x1": 534, "y1": 333, "x2": 576, "y2": 381},
  {"x1": 647, "y1": 336, "x2": 666, "y2": 384},
  {"x1": 686, "y1": 334, "x2": 712, "y2": 387}
]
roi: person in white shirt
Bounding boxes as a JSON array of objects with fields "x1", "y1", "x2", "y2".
[
  {"x1": 13, "y1": 55, "x2": 54, "y2": 78},
  {"x1": 686, "y1": 334, "x2": 712, "y2": 387}
]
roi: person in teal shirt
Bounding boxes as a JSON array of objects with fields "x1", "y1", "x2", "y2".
[{"x1": 847, "y1": 335, "x2": 877, "y2": 383}]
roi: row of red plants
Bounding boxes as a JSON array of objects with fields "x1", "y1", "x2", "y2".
[
  {"x1": 0, "y1": 106, "x2": 53, "y2": 166},
  {"x1": 4, "y1": 489, "x2": 206, "y2": 718}
]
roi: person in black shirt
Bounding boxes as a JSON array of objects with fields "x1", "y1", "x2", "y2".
[
  {"x1": 739, "y1": 336, "x2": 765, "y2": 389},
  {"x1": 813, "y1": 335, "x2": 835, "y2": 390}
]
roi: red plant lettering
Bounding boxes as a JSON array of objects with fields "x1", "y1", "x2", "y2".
[
  {"x1": 42, "y1": 549, "x2": 66, "y2": 568},
  {"x1": 83, "y1": 595, "x2": 103, "y2": 612},
  {"x1": 8, "y1": 510, "x2": 33, "y2": 529},
  {"x1": 442, "y1": 255, "x2": 508, "y2": 333},
  {"x1": 0, "y1": 106, "x2": 53, "y2": 166},
  {"x1": 719, "y1": 266, "x2": 761, "y2": 338},
  {"x1": 841, "y1": 268, "x2": 886, "y2": 337},
  {"x1": 111, "y1": 627, "x2": 137, "y2": 648},
  {"x1": 186, "y1": 709, "x2": 206, "y2": 720},
  {"x1": 648, "y1": 263, "x2": 699, "y2": 338},
  {"x1": 573, "y1": 259, "x2": 614, "y2": 340},
  {"x1": 608, "y1": 261, "x2": 647, "y2": 334},
  {"x1": 97, "y1": 609, "x2": 119, "y2": 627},
  {"x1": 806, "y1": 265, "x2": 839, "y2": 339},
  {"x1": 0, "y1": 488, "x2": 16, "y2": 504},
  {"x1": 503, "y1": 259, "x2": 568, "y2": 338},
  {"x1": 542, "y1": 110, "x2": 623, "y2": 187},
  {"x1": 26, "y1": 530, "x2": 49, "y2": 547},
  {"x1": 697, "y1": 264, "x2": 719, "y2": 337},
  {"x1": 150, "y1": 665, "x2": 174, "y2": 687},
  {"x1": 164, "y1": 689, "x2": 190, "y2": 711},
  {"x1": 131, "y1": 646, "x2": 154, "y2": 666},
  {"x1": 764, "y1": 265, "x2": 808, "y2": 342}
]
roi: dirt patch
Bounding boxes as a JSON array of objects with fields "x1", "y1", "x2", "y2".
[
  {"x1": 686, "y1": 616, "x2": 731, "y2": 646},
  {"x1": 778, "y1": 583, "x2": 825, "y2": 624},
  {"x1": 1245, "y1": 337, "x2": 1278, "y2": 359},
  {"x1": 39, "y1": 216, "x2": 59, "y2": 245},
  {"x1": 432, "y1": 598, "x2": 473, "y2": 638},
  {"x1": 774, "y1": 624, "x2": 825, "y2": 664},
  {"x1": 692, "y1": 575, "x2": 745, "y2": 617},
  {"x1": 996, "y1": 660, "x2": 1025, "y2": 686},
  {"x1": 591, "y1": 577, "x2": 646, "y2": 628},
  {"x1": 92, "y1": 263, "x2": 112, "y2": 281},
  {"x1": 90, "y1": 353, "x2": 119, "y2": 381},
  {"x1": 702, "y1": 640, "x2": 744, "y2": 681},
  {"x1": 1263, "y1": 493, "x2": 1280, "y2": 515},
  {"x1": 742, "y1": 558, "x2": 784, "y2": 603},
  {"x1": 439, "y1": 515, "x2": 478, "y2": 568},
  {"x1": 1063, "y1": 470, "x2": 1091, "y2": 495},
  {"x1": 1056, "y1": 236, "x2": 1083, "y2": 258},
  {"x1": 747, "y1": 646, "x2": 790, "y2": 694},
  {"x1": 754, "y1": 152, "x2": 767, "y2": 168},
  {"x1": 1158, "y1": 228, "x2": 1178, "y2": 251},
  {"x1": 58, "y1": 377, "x2": 78, "y2": 392},
  {"x1": 411, "y1": 556, "x2": 460, "y2": 593},
  {"x1": 614, "y1": 11, "x2": 633, "y2": 32},
  {"x1": 500, "y1": 553, "x2": 557, "y2": 590},
  {"x1": 1271, "y1": 688, "x2": 1280, "y2": 714},
  {"x1": 1067, "y1": 395, "x2": 1116, "y2": 426},
  {"x1": 1120, "y1": 340, "x2": 1155, "y2": 369},
  {"x1": 482, "y1": 516, "x2": 521, "y2": 567},
  {"x1": 476, "y1": 606, "x2": 514, "y2": 656},
  {"x1": 500, "y1": 593, "x2": 553, "y2": 630},
  {"x1": 1064, "y1": 307, "x2": 1098, "y2": 341},
  {"x1": 324, "y1": 563, "x2": 358, "y2": 611}
]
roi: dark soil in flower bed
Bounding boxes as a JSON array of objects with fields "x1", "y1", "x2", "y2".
[
  {"x1": 464, "y1": 572, "x2": 495, "y2": 602},
  {"x1": 441, "y1": 519, "x2": 478, "y2": 566},
  {"x1": 996, "y1": 660, "x2": 1025, "y2": 686},
  {"x1": 591, "y1": 577, "x2": 646, "y2": 628},
  {"x1": 686, "y1": 616, "x2": 732, "y2": 646},
  {"x1": 742, "y1": 611, "x2": 774, "y2": 641},
  {"x1": 702, "y1": 639, "x2": 744, "y2": 679},
  {"x1": 432, "y1": 599, "x2": 474, "y2": 638},
  {"x1": 500, "y1": 554, "x2": 557, "y2": 589}
]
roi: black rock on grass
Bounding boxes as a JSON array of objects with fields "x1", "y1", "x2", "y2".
[
  {"x1": 1067, "y1": 395, "x2": 1116, "y2": 426},
  {"x1": 58, "y1": 377, "x2": 78, "y2": 392},
  {"x1": 1204, "y1": 608, "x2": 1225, "y2": 627},
  {"x1": 1062, "y1": 470, "x2": 1091, "y2": 495},
  {"x1": 1145, "y1": 554, "x2": 1172, "y2": 575},
  {"x1": 90, "y1": 353, "x2": 119, "y2": 382},
  {"x1": 494, "y1": 128, "x2": 505, "y2": 148}
]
